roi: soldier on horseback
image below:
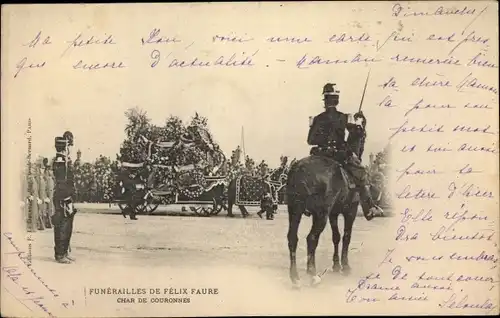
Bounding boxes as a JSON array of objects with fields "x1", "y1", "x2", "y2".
[{"x1": 307, "y1": 83, "x2": 383, "y2": 218}]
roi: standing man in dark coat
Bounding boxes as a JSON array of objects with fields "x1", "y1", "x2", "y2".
[
  {"x1": 52, "y1": 131, "x2": 77, "y2": 264},
  {"x1": 307, "y1": 83, "x2": 383, "y2": 219}
]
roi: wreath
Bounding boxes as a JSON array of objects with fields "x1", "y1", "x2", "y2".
[{"x1": 177, "y1": 169, "x2": 207, "y2": 199}]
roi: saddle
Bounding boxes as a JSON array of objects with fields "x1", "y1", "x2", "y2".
[{"x1": 310, "y1": 146, "x2": 356, "y2": 189}]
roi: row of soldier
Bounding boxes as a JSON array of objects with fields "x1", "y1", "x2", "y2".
[
  {"x1": 21, "y1": 157, "x2": 54, "y2": 232},
  {"x1": 20, "y1": 131, "x2": 77, "y2": 264}
]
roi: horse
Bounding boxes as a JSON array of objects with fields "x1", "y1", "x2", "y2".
[
  {"x1": 226, "y1": 167, "x2": 288, "y2": 218},
  {"x1": 285, "y1": 151, "x2": 375, "y2": 287}
]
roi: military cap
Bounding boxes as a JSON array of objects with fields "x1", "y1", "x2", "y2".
[
  {"x1": 322, "y1": 83, "x2": 340, "y2": 96},
  {"x1": 55, "y1": 136, "x2": 69, "y2": 151},
  {"x1": 55, "y1": 136, "x2": 67, "y2": 147}
]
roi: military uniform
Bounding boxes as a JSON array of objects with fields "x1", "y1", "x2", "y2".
[
  {"x1": 52, "y1": 133, "x2": 77, "y2": 264},
  {"x1": 307, "y1": 83, "x2": 382, "y2": 217},
  {"x1": 118, "y1": 168, "x2": 145, "y2": 220}
]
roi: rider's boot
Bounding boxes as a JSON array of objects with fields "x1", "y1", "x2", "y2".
[{"x1": 359, "y1": 185, "x2": 383, "y2": 221}]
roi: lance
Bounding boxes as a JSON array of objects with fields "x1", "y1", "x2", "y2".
[{"x1": 358, "y1": 69, "x2": 371, "y2": 113}]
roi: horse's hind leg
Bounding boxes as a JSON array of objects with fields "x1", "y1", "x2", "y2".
[
  {"x1": 341, "y1": 203, "x2": 357, "y2": 274},
  {"x1": 287, "y1": 201, "x2": 303, "y2": 286},
  {"x1": 329, "y1": 210, "x2": 342, "y2": 272},
  {"x1": 239, "y1": 205, "x2": 249, "y2": 218},
  {"x1": 306, "y1": 210, "x2": 328, "y2": 280}
]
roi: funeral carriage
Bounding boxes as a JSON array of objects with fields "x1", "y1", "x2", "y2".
[{"x1": 110, "y1": 127, "x2": 228, "y2": 217}]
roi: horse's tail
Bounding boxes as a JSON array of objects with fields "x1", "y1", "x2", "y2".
[{"x1": 286, "y1": 160, "x2": 310, "y2": 208}]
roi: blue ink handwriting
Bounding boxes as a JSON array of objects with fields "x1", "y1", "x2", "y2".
[
  {"x1": 457, "y1": 73, "x2": 498, "y2": 95},
  {"x1": 14, "y1": 57, "x2": 46, "y2": 78},
  {"x1": 443, "y1": 203, "x2": 488, "y2": 231},
  {"x1": 24, "y1": 31, "x2": 52, "y2": 48},
  {"x1": 379, "y1": 95, "x2": 398, "y2": 108},
  {"x1": 212, "y1": 33, "x2": 254, "y2": 43},
  {"x1": 392, "y1": 3, "x2": 477, "y2": 18},
  {"x1": 267, "y1": 36, "x2": 312, "y2": 44},
  {"x1": 457, "y1": 143, "x2": 498, "y2": 154},
  {"x1": 296, "y1": 53, "x2": 381, "y2": 69},
  {"x1": 429, "y1": 226, "x2": 495, "y2": 242},
  {"x1": 395, "y1": 225, "x2": 419, "y2": 241},
  {"x1": 391, "y1": 54, "x2": 461, "y2": 66},
  {"x1": 376, "y1": 31, "x2": 414, "y2": 52},
  {"x1": 72, "y1": 60, "x2": 126, "y2": 71},
  {"x1": 396, "y1": 162, "x2": 442, "y2": 181},
  {"x1": 449, "y1": 31, "x2": 490, "y2": 55},
  {"x1": 379, "y1": 77, "x2": 399, "y2": 90},
  {"x1": 141, "y1": 28, "x2": 181, "y2": 45},
  {"x1": 439, "y1": 293, "x2": 496, "y2": 311},
  {"x1": 389, "y1": 120, "x2": 445, "y2": 139},
  {"x1": 410, "y1": 74, "x2": 451, "y2": 88},
  {"x1": 61, "y1": 33, "x2": 116, "y2": 57},
  {"x1": 457, "y1": 163, "x2": 483, "y2": 174},
  {"x1": 467, "y1": 52, "x2": 499, "y2": 69},
  {"x1": 328, "y1": 33, "x2": 371, "y2": 44},
  {"x1": 400, "y1": 208, "x2": 433, "y2": 223},
  {"x1": 405, "y1": 98, "x2": 456, "y2": 117},
  {"x1": 396, "y1": 184, "x2": 440, "y2": 200},
  {"x1": 448, "y1": 182, "x2": 494, "y2": 199}
]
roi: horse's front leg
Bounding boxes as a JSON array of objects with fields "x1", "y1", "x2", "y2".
[
  {"x1": 329, "y1": 211, "x2": 341, "y2": 272},
  {"x1": 341, "y1": 203, "x2": 357, "y2": 274},
  {"x1": 306, "y1": 211, "x2": 328, "y2": 285},
  {"x1": 287, "y1": 203, "x2": 303, "y2": 287}
]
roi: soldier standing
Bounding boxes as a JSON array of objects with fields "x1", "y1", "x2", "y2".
[
  {"x1": 307, "y1": 83, "x2": 383, "y2": 219},
  {"x1": 28, "y1": 164, "x2": 41, "y2": 232},
  {"x1": 37, "y1": 157, "x2": 52, "y2": 229},
  {"x1": 52, "y1": 131, "x2": 77, "y2": 264},
  {"x1": 45, "y1": 158, "x2": 55, "y2": 228}
]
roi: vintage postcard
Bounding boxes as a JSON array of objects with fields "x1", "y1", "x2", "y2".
[{"x1": 1, "y1": 2, "x2": 499, "y2": 317}]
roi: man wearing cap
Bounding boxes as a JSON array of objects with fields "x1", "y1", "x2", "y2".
[
  {"x1": 307, "y1": 83, "x2": 383, "y2": 219},
  {"x1": 52, "y1": 131, "x2": 77, "y2": 264}
]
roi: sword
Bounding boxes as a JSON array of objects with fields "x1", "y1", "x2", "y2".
[{"x1": 358, "y1": 69, "x2": 371, "y2": 113}]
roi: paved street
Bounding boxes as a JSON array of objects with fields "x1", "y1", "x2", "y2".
[{"x1": 8, "y1": 204, "x2": 395, "y2": 317}]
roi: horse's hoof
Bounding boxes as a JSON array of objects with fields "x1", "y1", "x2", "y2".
[
  {"x1": 310, "y1": 275, "x2": 322, "y2": 286},
  {"x1": 227, "y1": 214, "x2": 235, "y2": 218},
  {"x1": 341, "y1": 265, "x2": 352, "y2": 275},
  {"x1": 332, "y1": 264, "x2": 342, "y2": 272},
  {"x1": 291, "y1": 280, "x2": 301, "y2": 290}
]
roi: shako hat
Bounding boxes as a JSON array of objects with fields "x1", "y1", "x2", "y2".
[
  {"x1": 322, "y1": 83, "x2": 340, "y2": 96},
  {"x1": 55, "y1": 136, "x2": 67, "y2": 147}
]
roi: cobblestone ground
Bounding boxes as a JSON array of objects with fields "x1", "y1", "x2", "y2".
[{"x1": 7, "y1": 204, "x2": 395, "y2": 317}]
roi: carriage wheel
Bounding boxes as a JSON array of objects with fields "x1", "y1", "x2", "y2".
[
  {"x1": 201, "y1": 206, "x2": 213, "y2": 217},
  {"x1": 118, "y1": 203, "x2": 144, "y2": 216},
  {"x1": 210, "y1": 198, "x2": 224, "y2": 216},
  {"x1": 143, "y1": 203, "x2": 160, "y2": 215},
  {"x1": 190, "y1": 206, "x2": 204, "y2": 216},
  {"x1": 118, "y1": 203, "x2": 127, "y2": 212}
]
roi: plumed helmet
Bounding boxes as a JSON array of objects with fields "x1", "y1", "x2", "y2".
[
  {"x1": 63, "y1": 131, "x2": 74, "y2": 146},
  {"x1": 322, "y1": 83, "x2": 340, "y2": 96}
]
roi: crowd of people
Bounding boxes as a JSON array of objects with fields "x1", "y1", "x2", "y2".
[{"x1": 20, "y1": 146, "x2": 390, "y2": 231}]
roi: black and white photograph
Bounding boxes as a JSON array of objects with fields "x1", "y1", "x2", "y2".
[{"x1": 2, "y1": 2, "x2": 498, "y2": 317}]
